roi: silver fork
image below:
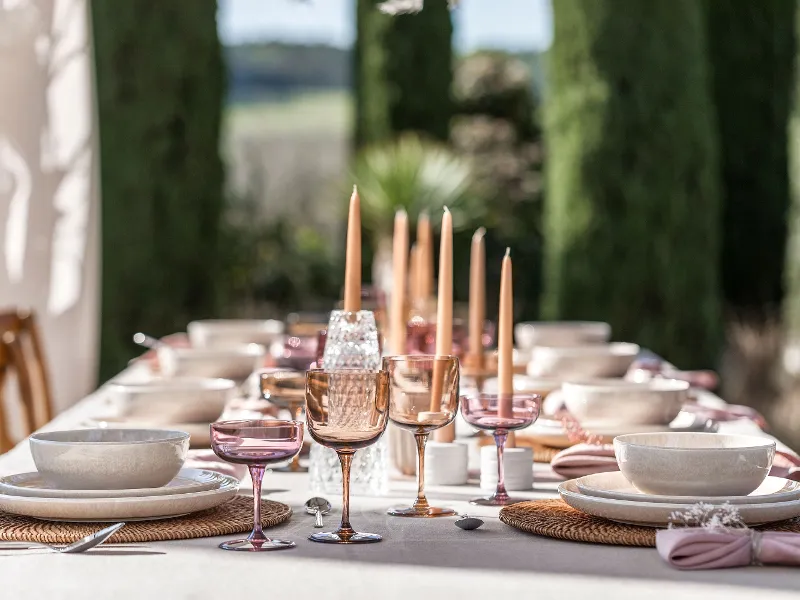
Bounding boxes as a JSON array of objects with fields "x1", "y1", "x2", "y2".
[{"x1": 0, "y1": 522, "x2": 125, "y2": 554}]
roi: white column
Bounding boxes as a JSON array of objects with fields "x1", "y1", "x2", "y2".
[{"x1": 0, "y1": 0, "x2": 100, "y2": 432}]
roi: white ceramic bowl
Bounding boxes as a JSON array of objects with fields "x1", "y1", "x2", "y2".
[
  {"x1": 30, "y1": 429, "x2": 190, "y2": 490},
  {"x1": 527, "y1": 342, "x2": 639, "y2": 379},
  {"x1": 108, "y1": 378, "x2": 235, "y2": 424},
  {"x1": 614, "y1": 432, "x2": 776, "y2": 497},
  {"x1": 562, "y1": 378, "x2": 688, "y2": 426},
  {"x1": 158, "y1": 344, "x2": 265, "y2": 381},
  {"x1": 187, "y1": 319, "x2": 284, "y2": 349},
  {"x1": 515, "y1": 321, "x2": 610, "y2": 351},
  {"x1": 483, "y1": 375, "x2": 562, "y2": 398}
]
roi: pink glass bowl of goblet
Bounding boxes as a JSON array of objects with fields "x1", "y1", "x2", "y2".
[
  {"x1": 461, "y1": 394, "x2": 541, "y2": 506},
  {"x1": 210, "y1": 420, "x2": 303, "y2": 551}
]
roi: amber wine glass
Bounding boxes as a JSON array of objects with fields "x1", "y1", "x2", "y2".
[
  {"x1": 304, "y1": 369, "x2": 389, "y2": 543},
  {"x1": 260, "y1": 369, "x2": 307, "y2": 472},
  {"x1": 382, "y1": 355, "x2": 460, "y2": 517}
]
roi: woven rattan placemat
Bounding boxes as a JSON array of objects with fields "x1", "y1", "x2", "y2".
[
  {"x1": 499, "y1": 499, "x2": 800, "y2": 547},
  {"x1": 0, "y1": 496, "x2": 291, "y2": 544}
]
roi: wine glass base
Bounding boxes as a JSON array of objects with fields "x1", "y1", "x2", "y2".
[
  {"x1": 470, "y1": 496, "x2": 526, "y2": 507},
  {"x1": 387, "y1": 506, "x2": 456, "y2": 518},
  {"x1": 218, "y1": 539, "x2": 296, "y2": 552},
  {"x1": 308, "y1": 531, "x2": 382, "y2": 544}
]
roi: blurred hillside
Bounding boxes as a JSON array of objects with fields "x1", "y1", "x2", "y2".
[{"x1": 225, "y1": 41, "x2": 546, "y2": 103}]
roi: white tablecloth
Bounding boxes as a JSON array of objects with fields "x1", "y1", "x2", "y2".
[{"x1": 0, "y1": 367, "x2": 798, "y2": 600}]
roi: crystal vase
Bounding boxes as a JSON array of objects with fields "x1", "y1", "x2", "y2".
[{"x1": 308, "y1": 310, "x2": 389, "y2": 496}]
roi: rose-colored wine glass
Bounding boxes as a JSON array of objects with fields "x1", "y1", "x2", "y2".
[
  {"x1": 305, "y1": 369, "x2": 389, "y2": 543},
  {"x1": 259, "y1": 370, "x2": 308, "y2": 473},
  {"x1": 210, "y1": 420, "x2": 304, "y2": 551},
  {"x1": 461, "y1": 394, "x2": 540, "y2": 506},
  {"x1": 382, "y1": 355, "x2": 460, "y2": 517}
]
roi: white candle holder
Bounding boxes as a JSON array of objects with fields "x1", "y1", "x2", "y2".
[
  {"x1": 424, "y1": 441, "x2": 469, "y2": 486},
  {"x1": 479, "y1": 445, "x2": 533, "y2": 491}
]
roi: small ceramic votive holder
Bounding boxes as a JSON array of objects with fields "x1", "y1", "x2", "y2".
[
  {"x1": 424, "y1": 441, "x2": 469, "y2": 486},
  {"x1": 479, "y1": 445, "x2": 533, "y2": 491}
]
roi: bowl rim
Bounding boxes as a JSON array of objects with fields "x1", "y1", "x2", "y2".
[
  {"x1": 108, "y1": 377, "x2": 236, "y2": 392},
  {"x1": 188, "y1": 319, "x2": 284, "y2": 331},
  {"x1": 614, "y1": 432, "x2": 776, "y2": 451},
  {"x1": 159, "y1": 344, "x2": 266, "y2": 357},
  {"x1": 532, "y1": 342, "x2": 640, "y2": 356},
  {"x1": 30, "y1": 429, "x2": 191, "y2": 446},
  {"x1": 515, "y1": 321, "x2": 611, "y2": 331},
  {"x1": 562, "y1": 377, "x2": 690, "y2": 393}
]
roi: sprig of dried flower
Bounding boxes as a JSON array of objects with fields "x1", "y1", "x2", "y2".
[
  {"x1": 557, "y1": 410, "x2": 603, "y2": 445},
  {"x1": 668, "y1": 502, "x2": 747, "y2": 531}
]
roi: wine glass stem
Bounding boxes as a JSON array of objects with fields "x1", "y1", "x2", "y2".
[
  {"x1": 337, "y1": 451, "x2": 355, "y2": 536},
  {"x1": 248, "y1": 465, "x2": 268, "y2": 543},
  {"x1": 413, "y1": 433, "x2": 430, "y2": 511},
  {"x1": 494, "y1": 430, "x2": 509, "y2": 501}
]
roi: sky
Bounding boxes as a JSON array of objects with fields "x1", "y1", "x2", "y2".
[{"x1": 218, "y1": 0, "x2": 553, "y2": 52}]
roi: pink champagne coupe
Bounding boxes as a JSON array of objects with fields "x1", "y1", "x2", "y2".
[
  {"x1": 210, "y1": 420, "x2": 304, "y2": 551},
  {"x1": 461, "y1": 393, "x2": 541, "y2": 506}
]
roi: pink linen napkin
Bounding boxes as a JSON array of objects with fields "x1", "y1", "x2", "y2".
[
  {"x1": 184, "y1": 449, "x2": 247, "y2": 481},
  {"x1": 656, "y1": 528, "x2": 800, "y2": 569},
  {"x1": 550, "y1": 443, "x2": 617, "y2": 478},
  {"x1": 550, "y1": 444, "x2": 800, "y2": 482}
]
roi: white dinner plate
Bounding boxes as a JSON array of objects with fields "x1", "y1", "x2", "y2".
[
  {"x1": 519, "y1": 412, "x2": 717, "y2": 449},
  {"x1": 0, "y1": 474, "x2": 239, "y2": 522},
  {"x1": 576, "y1": 472, "x2": 800, "y2": 505},
  {"x1": 0, "y1": 469, "x2": 226, "y2": 499},
  {"x1": 558, "y1": 478, "x2": 800, "y2": 527}
]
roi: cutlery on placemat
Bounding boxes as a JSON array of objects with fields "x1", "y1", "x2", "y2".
[{"x1": 0, "y1": 522, "x2": 125, "y2": 554}]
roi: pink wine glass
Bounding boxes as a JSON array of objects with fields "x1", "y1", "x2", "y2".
[
  {"x1": 461, "y1": 393, "x2": 541, "y2": 506},
  {"x1": 210, "y1": 419, "x2": 303, "y2": 551}
]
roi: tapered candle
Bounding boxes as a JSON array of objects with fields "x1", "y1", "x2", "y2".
[
  {"x1": 390, "y1": 210, "x2": 408, "y2": 355},
  {"x1": 434, "y1": 207, "x2": 453, "y2": 359},
  {"x1": 468, "y1": 228, "x2": 486, "y2": 368},
  {"x1": 418, "y1": 212, "x2": 433, "y2": 300},
  {"x1": 498, "y1": 248, "x2": 513, "y2": 420},
  {"x1": 408, "y1": 243, "x2": 420, "y2": 305},
  {"x1": 343, "y1": 185, "x2": 361, "y2": 313},
  {"x1": 432, "y1": 208, "x2": 454, "y2": 438}
]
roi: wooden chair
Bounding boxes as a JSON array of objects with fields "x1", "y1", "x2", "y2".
[{"x1": 0, "y1": 309, "x2": 54, "y2": 453}]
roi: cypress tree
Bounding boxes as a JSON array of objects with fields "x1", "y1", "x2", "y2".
[
  {"x1": 707, "y1": 0, "x2": 796, "y2": 318},
  {"x1": 354, "y1": 0, "x2": 453, "y2": 148},
  {"x1": 542, "y1": 0, "x2": 722, "y2": 368},
  {"x1": 92, "y1": 0, "x2": 225, "y2": 380}
]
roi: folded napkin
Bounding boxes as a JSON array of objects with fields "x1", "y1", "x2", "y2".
[
  {"x1": 550, "y1": 443, "x2": 800, "y2": 482},
  {"x1": 657, "y1": 528, "x2": 800, "y2": 569},
  {"x1": 184, "y1": 449, "x2": 247, "y2": 481},
  {"x1": 550, "y1": 443, "x2": 617, "y2": 479}
]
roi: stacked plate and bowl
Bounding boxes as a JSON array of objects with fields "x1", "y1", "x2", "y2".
[
  {"x1": 559, "y1": 432, "x2": 800, "y2": 527},
  {"x1": 92, "y1": 319, "x2": 285, "y2": 445},
  {"x1": 0, "y1": 429, "x2": 238, "y2": 522}
]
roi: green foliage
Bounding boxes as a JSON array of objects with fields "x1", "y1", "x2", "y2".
[
  {"x1": 542, "y1": 0, "x2": 722, "y2": 368},
  {"x1": 451, "y1": 52, "x2": 544, "y2": 321},
  {"x1": 350, "y1": 133, "x2": 476, "y2": 240},
  {"x1": 216, "y1": 195, "x2": 341, "y2": 317},
  {"x1": 354, "y1": 0, "x2": 453, "y2": 148},
  {"x1": 92, "y1": 0, "x2": 225, "y2": 381},
  {"x1": 707, "y1": 0, "x2": 796, "y2": 318}
]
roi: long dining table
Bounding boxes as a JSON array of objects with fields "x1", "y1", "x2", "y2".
[{"x1": 0, "y1": 364, "x2": 798, "y2": 600}]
